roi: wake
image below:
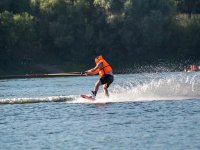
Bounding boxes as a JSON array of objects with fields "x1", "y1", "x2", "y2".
[{"x1": 0, "y1": 95, "x2": 77, "y2": 104}]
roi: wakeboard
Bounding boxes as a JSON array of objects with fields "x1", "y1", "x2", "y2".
[{"x1": 80, "y1": 94, "x2": 95, "y2": 101}]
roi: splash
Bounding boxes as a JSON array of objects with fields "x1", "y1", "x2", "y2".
[
  {"x1": 1, "y1": 72, "x2": 200, "y2": 104},
  {"x1": 109, "y1": 72, "x2": 200, "y2": 102},
  {"x1": 75, "y1": 72, "x2": 200, "y2": 103}
]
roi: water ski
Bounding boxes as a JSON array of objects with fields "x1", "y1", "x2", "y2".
[{"x1": 80, "y1": 94, "x2": 95, "y2": 101}]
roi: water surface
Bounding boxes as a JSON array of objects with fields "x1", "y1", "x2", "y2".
[{"x1": 0, "y1": 72, "x2": 200, "y2": 149}]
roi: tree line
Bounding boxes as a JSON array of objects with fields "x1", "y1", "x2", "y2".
[{"x1": 0, "y1": 0, "x2": 200, "y2": 74}]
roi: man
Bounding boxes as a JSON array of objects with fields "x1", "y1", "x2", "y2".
[{"x1": 85, "y1": 55, "x2": 114, "y2": 98}]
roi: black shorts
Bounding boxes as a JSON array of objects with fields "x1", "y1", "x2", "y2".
[{"x1": 100, "y1": 74, "x2": 114, "y2": 88}]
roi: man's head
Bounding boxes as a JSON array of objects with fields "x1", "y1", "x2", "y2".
[{"x1": 95, "y1": 55, "x2": 103, "y2": 63}]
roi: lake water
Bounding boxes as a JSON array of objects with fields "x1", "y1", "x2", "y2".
[{"x1": 0, "y1": 72, "x2": 200, "y2": 149}]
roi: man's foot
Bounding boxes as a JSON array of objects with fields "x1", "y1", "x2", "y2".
[{"x1": 91, "y1": 91, "x2": 96, "y2": 99}]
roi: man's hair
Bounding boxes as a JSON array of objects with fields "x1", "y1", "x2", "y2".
[{"x1": 96, "y1": 55, "x2": 103, "y2": 59}]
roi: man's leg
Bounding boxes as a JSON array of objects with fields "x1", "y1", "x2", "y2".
[
  {"x1": 91, "y1": 80, "x2": 101, "y2": 97},
  {"x1": 103, "y1": 84, "x2": 109, "y2": 97}
]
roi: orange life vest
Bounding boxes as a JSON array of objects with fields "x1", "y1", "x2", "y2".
[{"x1": 95, "y1": 55, "x2": 112, "y2": 77}]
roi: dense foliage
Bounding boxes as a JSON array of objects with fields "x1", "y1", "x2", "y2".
[{"x1": 0, "y1": 0, "x2": 200, "y2": 74}]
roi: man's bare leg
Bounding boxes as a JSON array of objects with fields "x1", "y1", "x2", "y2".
[
  {"x1": 93, "y1": 80, "x2": 101, "y2": 95},
  {"x1": 103, "y1": 84, "x2": 109, "y2": 97}
]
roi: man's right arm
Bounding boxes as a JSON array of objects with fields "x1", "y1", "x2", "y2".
[{"x1": 85, "y1": 62, "x2": 103, "y2": 75}]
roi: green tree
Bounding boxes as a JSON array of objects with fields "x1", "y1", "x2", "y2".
[
  {"x1": 0, "y1": 11, "x2": 36, "y2": 71},
  {"x1": 117, "y1": 0, "x2": 177, "y2": 64},
  {"x1": 176, "y1": 0, "x2": 200, "y2": 16},
  {"x1": 0, "y1": 0, "x2": 30, "y2": 13}
]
